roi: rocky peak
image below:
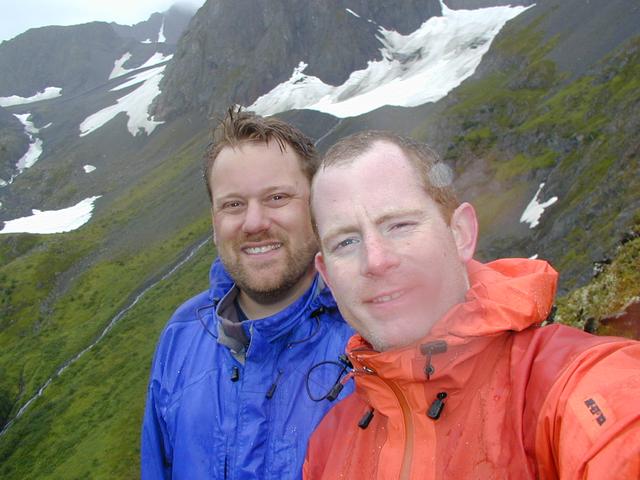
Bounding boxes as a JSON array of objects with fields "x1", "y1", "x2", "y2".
[{"x1": 153, "y1": 0, "x2": 442, "y2": 120}]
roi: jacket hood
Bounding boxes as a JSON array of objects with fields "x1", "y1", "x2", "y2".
[
  {"x1": 208, "y1": 257, "x2": 236, "y2": 302},
  {"x1": 430, "y1": 258, "x2": 558, "y2": 342},
  {"x1": 346, "y1": 258, "x2": 558, "y2": 383}
]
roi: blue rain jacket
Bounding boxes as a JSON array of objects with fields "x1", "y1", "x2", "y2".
[{"x1": 141, "y1": 258, "x2": 354, "y2": 479}]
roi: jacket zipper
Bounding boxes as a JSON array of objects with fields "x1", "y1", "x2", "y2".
[{"x1": 382, "y1": 378, "x2": 414, "y2": 480}]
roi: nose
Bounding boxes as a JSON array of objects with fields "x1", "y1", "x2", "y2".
[
  {"x1": 242, "y1": 201, "x2": 271, "y2": 234},
  {"x1": 361, "y1": 232, "x2": 400, "y2": 277}
]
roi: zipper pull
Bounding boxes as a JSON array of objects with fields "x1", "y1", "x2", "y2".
[
  {"x1": 266, "y1": 369, "x2": 284, "y2": 399},
  {"x1": 427, "y1": 392, "x2": 447, "y2": 420},
  {"x1": 358, "y1": 409, "x2": 375, "y2": 429},
  {"x1": 230, "y1": 366, "x2": 240, "y2": 382}
]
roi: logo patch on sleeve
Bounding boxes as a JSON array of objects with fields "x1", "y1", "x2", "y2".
[
  {"x1": 568, "y1": 393, "x2": 616, "y2": 442},
  {"x1": 583, "y1": 398, "x2": 606, "y2": 425}
]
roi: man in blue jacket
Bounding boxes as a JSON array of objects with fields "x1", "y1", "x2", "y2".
[{"x1": 141, "y1": 108, "x2": 354, "y2": 479}]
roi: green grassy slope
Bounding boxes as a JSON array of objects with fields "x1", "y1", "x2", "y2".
[
  {"x1": 0, "y1": 239, "x2": 213, "y2": 479},
  {"x1": 0, "y1": 121, "x2": 215, "y2": 477},
  {"x1": 556, "y1": 212, "x2": 640, "y2": 336}
]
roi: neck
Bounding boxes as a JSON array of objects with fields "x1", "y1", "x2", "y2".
[{"x1": 237, "y1": 266, "x2": 316, "y2": 319}]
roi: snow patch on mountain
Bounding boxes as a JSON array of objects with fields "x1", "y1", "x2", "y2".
[
  {"x1": 110, "y1": 64, "x2": 167, "y2": 91},
  {"x1": 249, "y1": 2, "x2": 531, "y2": 118},
  {"x1": 109, "y1": 53, "x2": 133, "y2": 79},
  {"x1": 0, "y1": 87, "x2": 62, "y2": 107},
  {"x1": 0, "y1": 196, "x2": 101, "y2": 234},
  {"x1": 158, "y1": 19, "x2": 166, "y2": 43},
  {"x1": 13, "y1": 113, "x2": 44, "y2": 173},
  {"x1": 346, "y1": 8, "x2": 361, "y2": 18},
  {"x1": 79, "y1": 65, "x2": 166, "y2": 137},
  {"x1": 520, "y1": 183, "x2": 558, "y2": 229},
  {"x1": 16, "y1": 139, "x2": 43, "y2": 171},
  {"x1": 139, "y1": 52, "x2": 173, "y2": 69},
  {"x1": 109, "y1": 52, "x2": 173, "y2": 80}
]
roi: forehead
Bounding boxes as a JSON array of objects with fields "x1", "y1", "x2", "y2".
[
  {"x1": 312, "y1": 142, "x2": 433, "y2": 224},
  {"x1": 313, "y1": 142, "x2": 421, "y2": 198},
  {"x1": 210, "y1": 141, "x2": 308, "y2": 194}
]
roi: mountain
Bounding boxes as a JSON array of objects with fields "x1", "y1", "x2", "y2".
[
  {"x1": 153, "y1": 0, "x2": 444, "y2": 119},
  {"x1": 0, "y1": 5, "x2": 196, "y2": 193},
  {"x1": 0, "y1": 0, "x2": 638, "y2": 477},
  {"x1": 110, "y1": 5, "x2": 197, "y2": 45},
  {"x1": 0, "y1": 5, "x2": 194, "y2": 99}
]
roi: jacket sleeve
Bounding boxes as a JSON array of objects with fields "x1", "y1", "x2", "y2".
[
  {"x1": 535, "y1": 340, "x2": 640, "y2": 478},
  {"x1": 141, "y1": 345, "x2": 173, "y2": 479}
]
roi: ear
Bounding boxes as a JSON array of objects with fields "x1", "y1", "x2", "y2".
[
  {"x1": 450, "y1": 202, "x2": 478, "y2": 263},
  {"x1": 314, "y1": 251, "x2": 332, "y2": 289}
]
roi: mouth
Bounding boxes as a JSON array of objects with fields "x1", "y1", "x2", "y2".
[
  {"x1": 366, "y1": 289, "x2": 406, "y2": 305},
  {"x1": 242, "y1": 242, "x2": 282, "y2": 255}
]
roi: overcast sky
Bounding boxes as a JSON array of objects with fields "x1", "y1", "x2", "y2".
[{"x1": 0, "y1": 0, "x2": 206, "y2": 43}]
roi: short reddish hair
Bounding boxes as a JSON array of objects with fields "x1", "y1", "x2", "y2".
[{"x1": 314, "y1": 130, "x2": 459, "y2": 224}]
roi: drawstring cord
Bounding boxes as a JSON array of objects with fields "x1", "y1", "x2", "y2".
[{"x1": 306, "y1": 353, "x2": 354, "y2": 402}]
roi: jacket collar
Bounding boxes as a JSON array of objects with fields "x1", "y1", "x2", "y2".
[
  {"x1": 346, "y1": 259, "x2": 558, "y2": 410},
  {"x1": 208, "y1": 257, "x2": 339, "y2": 346}
]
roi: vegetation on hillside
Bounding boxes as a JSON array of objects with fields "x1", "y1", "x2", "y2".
[
  {"x1": 412, "y1": 21, "x2": 640, "y2": 292},
  {"x1": 0, "y1": 126, "x2": 214, "y2": 478}
]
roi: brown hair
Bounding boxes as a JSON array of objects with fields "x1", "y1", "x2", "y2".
[
  {"x1": 203, "y1": 106, "x2": 319, "y2": 202},
  {"x1": 315, "y1": 130, "x2": 459, "y2": 223}
]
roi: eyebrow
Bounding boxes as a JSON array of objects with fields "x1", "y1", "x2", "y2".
[{"x1": 321, "y1": 208, "x2": 425, "y2": 245}]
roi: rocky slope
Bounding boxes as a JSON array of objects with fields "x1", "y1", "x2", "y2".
[
  {"x1": 0, "y1": 5, "x2": 194, "y2": 99},
  {"x1": 154, "y1": 0, "x2": 444, "y2": 119}
]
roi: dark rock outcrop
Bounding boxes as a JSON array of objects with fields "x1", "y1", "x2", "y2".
[
  {"x1": 0, "y1": 6, "x2": 197, "y2": 99},
  {"x1": 154, "y1": 0, "x2": 442, "y2": 120},
  {"x1": 0, "y1": 22, "x2": 125, "y2": 97}
]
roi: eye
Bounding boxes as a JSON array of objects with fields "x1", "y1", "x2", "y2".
[
  {"x1": 390, "y1": 221, "x2": 416, "y2": 231},
  {"x1": 266, "y1": 193, "x2": 290, "y2": 206},
  {"x1": 333, "y1": 237, "x2": 359, "y2": 252},
  {"x1": 221, "y1": 200, "x2": 244, "y2": 211}
]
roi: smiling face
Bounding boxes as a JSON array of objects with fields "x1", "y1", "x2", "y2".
[
  {"x1": 210, "y1": 141, "x2": 318, "y2": 307},
  {"x1": 312, "y1": 141, "x2": 478, "y2": 351}
]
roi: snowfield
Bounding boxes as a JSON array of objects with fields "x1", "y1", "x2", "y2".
[
  {"x1": 0, "y1": 196, "x2": 102, "y2": 234},
  {"x1": 249, "y1": 2, "x2": 531, "y2": 118},
  {"x1": 158, "y1": 19, "x2": 166, "y2": 43},
  {"x1": 79, "y1": 65, "x2": 167, "y2": 137},
  {"x1": 0, "y1": 87, "x2": 62, "y2": 107},
  {"x1": 14, "y1": 113, "x2": 44, "y2": 173},
  {"x1": 109, "y1": 52, "x2": 173, "y2": 80}
]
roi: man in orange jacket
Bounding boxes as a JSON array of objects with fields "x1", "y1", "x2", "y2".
[{"x1": 304, "y1": 130, "x2": 640, "y2": 479}]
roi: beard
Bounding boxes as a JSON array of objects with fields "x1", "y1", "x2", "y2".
[{"x1": 218, "y1": 231, "x2": 318, "y2": 305}]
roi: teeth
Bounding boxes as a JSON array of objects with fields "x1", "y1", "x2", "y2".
[
  {"x1": 372, "y1": 291, "x2": 403, "y2": 304},
  {"x1": 244, "y1": 243, "x2": 281, "y2": 254}
]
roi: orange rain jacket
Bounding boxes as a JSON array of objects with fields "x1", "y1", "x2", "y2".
[{"x1": 304, "y1": 259, "x2": 640, "y2": 479}]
